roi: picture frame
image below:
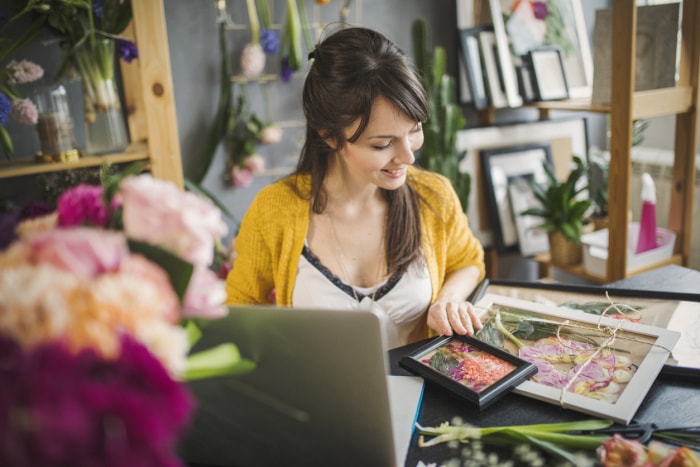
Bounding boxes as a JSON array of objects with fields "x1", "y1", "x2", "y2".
[
  {"x1": 486, "y1": 0, "x2": 523, "y2": 107},
  {"x1": 494, "y1": 0, "x2": 593, "y2": 99},
  {"x1": 456, "y1": 116, "x2": 588, "y2": 247},
  {"x1": 399, "y1": 334, "x2": 538, "y2": 410},
  {"x1": 470, "y1": 279, "x2": 700, "y2": 378},
  {"x1": 508, "y1": 176, "x2": 550, "y2": 256},
  {"x1": 480, "y1": 143, "x2": 552, "y2": 253},
  {"x1": 459, "y1": 27, "x2": 490, "y2": 109},
  {"x1": 477, "y1": 29, "x2": 508, "y2": 109},
  {"x1": 472, "y1": 293, "x2": 680, "y2": 424},
  {"x1": 527, "y1": 46, "x2": 570, "y2": 101}
]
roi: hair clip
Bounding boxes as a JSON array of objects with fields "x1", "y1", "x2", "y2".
[{"x1": 308, "y1": 50, "x2": 316, "y2": 61}]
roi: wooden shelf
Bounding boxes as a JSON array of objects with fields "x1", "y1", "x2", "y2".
[
  {"x1": 0, "y1": 143, "x2": 150, "y2": 179},
  {"x1": 0, "y1": 1, "x2": 183, "y2": 188},
  {"x1": 525, "y1": 1, "x2": 699, "y2": 283}
]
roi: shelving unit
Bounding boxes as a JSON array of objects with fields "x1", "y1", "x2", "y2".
[
  {"x1": 0, "y1": 1, "x2": 183, "y2": 188},
  {"x1": 532, "y1": 1, "x2": 699, "y2": 283}
]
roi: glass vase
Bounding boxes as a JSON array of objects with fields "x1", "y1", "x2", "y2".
[
  {"x1": 33, "y1": 83, "x2": 80, "y2": 163},
  {"x1": 74, "y1": 38, "x2": 129, "y2": 155}
]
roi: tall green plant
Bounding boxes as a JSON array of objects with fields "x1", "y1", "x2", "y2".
[{"x1": 411, "y1": 19, "x2": 470, "y2": 212}]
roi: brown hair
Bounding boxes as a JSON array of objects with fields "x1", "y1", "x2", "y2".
[{"x1": 289, "y1": 26, "x2": 430, "y2": 277}]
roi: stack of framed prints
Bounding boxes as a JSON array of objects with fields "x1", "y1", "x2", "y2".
[
  {"x1": 455, "y1": 117, "x2": 588, "y2": 253},
  {"x1": 470, "y1": 290, "x2": 680, "y2": 424}
]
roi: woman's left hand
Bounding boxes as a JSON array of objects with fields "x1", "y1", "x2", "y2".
[{"x1": 427, "y1": 300, "x2": 482, "y2": 337}]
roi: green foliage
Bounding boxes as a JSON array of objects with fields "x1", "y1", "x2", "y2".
[
  {"x1": 520, "y1": 155, "x2": 592, "y2": 244},
  {"x1": 411, "y1": 19, "x2": 471, "y2": 212}
]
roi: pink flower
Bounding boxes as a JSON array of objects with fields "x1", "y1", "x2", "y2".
[
  {"x1": 597, "y1": 434, "x2": 648, "y2": 467},
  {"x1": 181, "y1": 265, "x2": 227, "y2": 319},
  {"x1": 243, "y1": 154, "x2": 266, "y2": 174},
  {"x1": 26, "y1": 228, "x2": 128, "y2": 280},
  {"x1": 260, "y1": 125, "x2": 283, "y2": 144},
  {"x1": 240, "y1": 43, "x2": 265, "y2": 79},
  {"x1": 10, "y1": 97, "x2": 38, "y2": 124},
  {"x1": 230, "y1": 165, "x2": 254, "y2": 188},
  {"x1": 120, "y1": 174, "x2": 228, "y2": 266},
  {"x1": 57, "y1": 184, "x2": 111, "y2": 228},
  {"x1": 6, "y1": 59, "x2": 44, "y2": 84}
]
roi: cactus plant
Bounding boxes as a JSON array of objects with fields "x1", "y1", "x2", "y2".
[{"x1": 411, "y1": 19, "x2": 471, "y2": 212}]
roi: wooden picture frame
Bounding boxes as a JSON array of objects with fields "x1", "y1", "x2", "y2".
[
  {"x1": 470, "y1": 279, "x2": 700, "y2": 378},
  {"x1": 399, "y1": 334, "x2": 537, "y2": 410},
  {"x1": 528, "y1": 46, "x2": 570, "y2": 101},
  {"x1": 459, "y1": 27, "x2": 490, "y2": 110},
  {"x1": 472, "y1": 293, "x2": 680, "y2": 424},
  {"x1": 456, "y1": 117, "x2": 588, "y2": 247},
  {"x1": 495, "y1": 0, "x2": 593, "y2": 98},
  {"x1": 480, "y1": 143, "x2": 552, "y2": 253}
]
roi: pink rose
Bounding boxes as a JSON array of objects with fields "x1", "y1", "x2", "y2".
[
  {"x1": 120, "y1": 174, "x2": 228, "y2": 266},
  {"x1": 260, "y1": 125, "x2": 283, "y2": 145},
  {"x1": 230, "y1": 165, "x2": 254, "y2": 188},
  {"x1": 27, "y1": 228, "x2": 128, "y2": 280},
  {"x1": 243, "y1": 154, "x2": 266, "y2": 174},
  {"x1": 181, "y1": 265, "x2": 227, "y2": 319}
]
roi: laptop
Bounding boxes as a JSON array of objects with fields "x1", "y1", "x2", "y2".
[{"x1": 179, "y1": 306, "x2": 424, "y2": 467}]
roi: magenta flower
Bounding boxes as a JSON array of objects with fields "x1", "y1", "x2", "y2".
[
  {"x1": 0, "y1": 332, "x2": 193, "y2": 467},
  {"x1": 532, "y1": 1, "x2": 548, "y2": 20},
  {"x1": 57, "y1": 184, "x2": 111, "y2": 227}
]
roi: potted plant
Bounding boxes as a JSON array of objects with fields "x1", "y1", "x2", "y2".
[
  {"x1": 411, "y1": 19, "x2": 471, "y2": 212},
  {"x1": 521, "y1": 155, "x2": 592, "y2": 267}
]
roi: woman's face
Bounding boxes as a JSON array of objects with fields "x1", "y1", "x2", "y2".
[{"x1": 337, "y1": 95, "x2": 424, "y2": 190}]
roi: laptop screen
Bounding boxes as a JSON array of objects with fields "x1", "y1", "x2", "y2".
[{"x1": 179, "y1": 306, "x2": 411, "y2": 467}]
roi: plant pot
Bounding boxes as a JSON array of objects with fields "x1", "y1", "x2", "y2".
[
  {"x1": 548, "y1": 231, "x2": 582, "y2": 267},
  {"x1": 591, "y1": 215, "x2": 609, "y2": 231}
]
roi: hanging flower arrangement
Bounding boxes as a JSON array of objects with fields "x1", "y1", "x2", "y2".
[{"x1": 224, "y1": 90, "x2": 282, "y2": 188}]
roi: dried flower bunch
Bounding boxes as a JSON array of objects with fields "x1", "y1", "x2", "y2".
[{"x1": 0, "y1": 59, "x2": 43, "y2": 158}]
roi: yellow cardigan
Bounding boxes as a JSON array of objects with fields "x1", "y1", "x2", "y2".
[{"x1": 226, "y1": 166, "x2": 485, "y2": 311}]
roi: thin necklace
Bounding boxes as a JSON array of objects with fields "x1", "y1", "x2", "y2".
[{"x1": 326, "y1": 212, "x2": 385, "y2": 303}]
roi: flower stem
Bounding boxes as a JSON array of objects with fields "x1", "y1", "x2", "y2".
[{"x1": 246, "y1": 0, "x2": 260, "y2": 45}]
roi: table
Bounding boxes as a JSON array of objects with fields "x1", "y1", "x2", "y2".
[{"x1": 390, "y1": 266, "x2": 700, "y2": 466}]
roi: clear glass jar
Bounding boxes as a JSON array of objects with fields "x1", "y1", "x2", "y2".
[{"x1": 33, "y1": 83, "x2": 79, "y2": 163}]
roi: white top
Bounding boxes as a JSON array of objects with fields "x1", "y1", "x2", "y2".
[{"x1": 292, "y1": 246, "x2": 432, "y2": 349}]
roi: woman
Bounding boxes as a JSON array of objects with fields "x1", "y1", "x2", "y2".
[{"x1": 226, "y1": 26, "x2": 485, "y2": 348}]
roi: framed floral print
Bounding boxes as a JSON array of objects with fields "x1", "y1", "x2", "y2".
[{"x1": 471, "y1": 293, "x2": 681, "y2": 424}]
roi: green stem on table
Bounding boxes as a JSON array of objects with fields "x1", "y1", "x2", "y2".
[{"x1": 495, "y1": 310, "x2": 525, "y2": 349}]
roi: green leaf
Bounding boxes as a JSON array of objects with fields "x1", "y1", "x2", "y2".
[
  {"x1": 0, "y1": 126, "x2": 14, "y2": 160},
  {"x1": 185, "y1": 343, "x2": 256, "y2": 380},
  {"x1": 127, "y1": 239, "x2": 193, "y2": 302},
  {"x1": 184, "y1": 319, "x2": 203, "y2": 347}
]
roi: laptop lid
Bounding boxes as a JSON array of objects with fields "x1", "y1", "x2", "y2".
[{"x1": 179, "y1": 306, "x2": 403, "y2": 467}]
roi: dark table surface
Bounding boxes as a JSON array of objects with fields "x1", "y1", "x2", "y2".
[{"x1": 390, "y1": 265, "x2": 700, "y2": 466}]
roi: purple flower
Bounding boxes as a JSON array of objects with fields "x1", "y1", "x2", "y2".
[
  {"x1": 0, "y1": 92, "x2": 10, "y2": 125},
  {"x1": 117, "y1": 38, "x2": 139, "y2": 63},
  {"x1": 0, "y1": 207, "x2": 20, "y2": 250},
  {"x1": 280, "y1": 57, "x2": 293, "y2": 82},
  {"x1": 92, "y1": 0, "x2": 104, "y2": 19},
  {"x1": 20, "y1": 201, "x2": 53, "y2": 220},
  {"x1": 0, "y1": 332, "x2": 193, "y2": 467},
  {"x1": 260, "y1": 28, "x2": 279, "y2": 55},
  {"x1": 57, "y1": 184, "x2": 110, "y2": 228},
  {"x1": 532, "y1": 1, "x2": 548, "y2": 20}
]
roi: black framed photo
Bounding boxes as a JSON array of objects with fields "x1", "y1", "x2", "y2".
[
  {"x1": 528, "y1": 46, "x2": 570, "y2": 101},
  {"x1": 399, "y1": 334, "x2": 537, "y2": 410},
  {"x1": 480, "y1": 143, "x2": 553, "y2": 253},
  {"x1": 459, "y1": 27, "x2": 490, "y2": 110}
]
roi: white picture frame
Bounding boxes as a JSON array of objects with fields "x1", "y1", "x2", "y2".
[
  {"x1": 508, "y1": 177, "x2": 550, "y2": 256},
  {"x1": 473, "y1": 294, "x2": 680, "y2": 425}
]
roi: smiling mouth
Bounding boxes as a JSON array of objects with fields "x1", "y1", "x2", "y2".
[{"x1": 383, "y1": 167, "x2": 405, "y2": 174}]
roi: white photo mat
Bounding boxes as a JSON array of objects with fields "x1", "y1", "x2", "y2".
[{"x1": 473, "y1": 293, "x2": 681, "y2": 425}]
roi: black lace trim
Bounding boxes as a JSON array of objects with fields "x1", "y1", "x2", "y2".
[{"x1": 301, "y1": 245, "x2": 400, "y2": 302}]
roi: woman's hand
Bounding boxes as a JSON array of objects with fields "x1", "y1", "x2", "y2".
[{"x1": 427, "y1": 299, "x2": 482, "y2": 336}]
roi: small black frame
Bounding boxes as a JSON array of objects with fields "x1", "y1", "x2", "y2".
[
  {"x1": 527, "y1": 46, "x2": 570, "y2": 101},
  {"x1": 399, "y1": 334, "x2": 537, "y2": 410}
]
